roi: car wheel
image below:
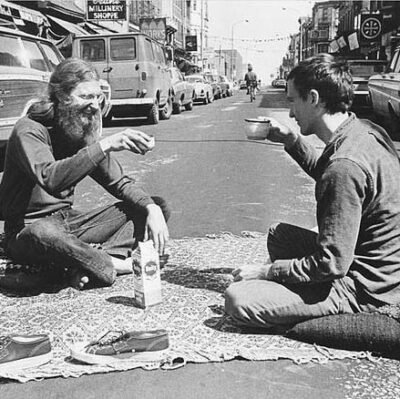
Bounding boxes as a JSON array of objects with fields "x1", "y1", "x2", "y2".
[
  {"x1": 184, "y1": 101, "x2": 193, "y2": 111},
  {"x1": 173, "y1": 98, "x2": 182, "y2": 114},
  {"x1": 160, "y1": 96, "x2": 172, "y2": 120},
  {"x1": 147, "y1": 100, "x2": 159, "y2": 124}
]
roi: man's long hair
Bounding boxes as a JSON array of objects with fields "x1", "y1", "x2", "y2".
[
  {"x1": 287, "y1": 54, "x2": 354, "y2": 114},
  {"x1": 28, "y1": 58, "x2": 100, "y2": 124}
]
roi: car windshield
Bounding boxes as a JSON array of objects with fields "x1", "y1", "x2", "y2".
[{"x1": 349, "y1": 63, "x2": 386, "y2": 77}]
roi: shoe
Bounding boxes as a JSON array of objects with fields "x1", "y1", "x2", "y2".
[
  {"x1": 70, "y1": 329, "x2": 169, "y2": 365},
  {"x1": 0, "y1": 334, "x2": 52, "y2": 372}
]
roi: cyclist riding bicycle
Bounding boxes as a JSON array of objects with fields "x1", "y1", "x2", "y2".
[{"x1": 244, "y1": 64, "x2": 258, "y2": 95}]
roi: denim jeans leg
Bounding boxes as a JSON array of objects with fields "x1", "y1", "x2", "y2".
[
  {"x1": 7, "y1": 213, "x2": 116, "y2": 286},
  {"x1": 68, "y1": 196, "x2": 170, "y2": 258},
  {"x1": 225, "y1": 279, "x2": 356, "y2": 329}
]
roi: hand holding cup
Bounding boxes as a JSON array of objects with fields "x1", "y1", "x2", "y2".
[{"x1": 100, "y1": 129, "x2": 155, "y2": 154}]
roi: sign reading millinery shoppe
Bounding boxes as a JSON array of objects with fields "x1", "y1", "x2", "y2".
[
  {"x1": 87, "y1": 0, "x2": 126, "y2": 21},
  {"x1": 139, "y1": 18, "x2": 167, "y2": 42}
]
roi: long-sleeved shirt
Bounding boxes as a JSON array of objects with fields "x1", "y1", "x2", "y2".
[
  {"x1": 0, "y1": 116, "x2": 154, "y2": 237},
  {"x1": 269, "y1": 113, "x2": 400, "y2": 306}
]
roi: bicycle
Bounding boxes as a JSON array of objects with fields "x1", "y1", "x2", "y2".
[{"x1": 249, "y1": 84, "x2": 256, "y2": 102}]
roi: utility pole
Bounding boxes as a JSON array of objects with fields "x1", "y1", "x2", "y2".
[{"x1": 200, "y1": 0, "x2": 204, "y2": 71}]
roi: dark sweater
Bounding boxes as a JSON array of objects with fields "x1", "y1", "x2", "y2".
[{"x1": 0, "y1": 116, "x2": 154, "y2": 237}]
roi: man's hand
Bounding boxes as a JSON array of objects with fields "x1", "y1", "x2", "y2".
[
  {"x1": 232, "y1": 263, "x2": 272, "y2": 282},
  {"x1": 144, "y1": 204, "x2": 169, "y2": 255},
  {"x1": 100, "y1": 129, "x2": 155, "y2": 155},
  {"x1": 265, "y1": 117, "x2": 298, "y2": 149}
]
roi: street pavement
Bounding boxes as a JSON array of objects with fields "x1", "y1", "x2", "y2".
[{"x1": 1, "y1": 88, "x2": 400, "y2": 398}]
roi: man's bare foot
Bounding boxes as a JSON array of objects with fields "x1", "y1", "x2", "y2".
[
  {"x1": 111, "y1": 256, "x2": 133, "y2": 275},
  {"x1": 67, "y1": 268, "x2": 90, "y2": 290}
]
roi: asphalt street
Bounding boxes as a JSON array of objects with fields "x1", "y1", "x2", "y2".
[{"x1": 1, "y1": 88, "x2": 400, "y2": 398}]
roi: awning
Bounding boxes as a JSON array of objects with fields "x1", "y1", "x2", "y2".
[
  {"x1": 79, "y1": 21, "x2": 117, "y2": 35},
  {"x1": 47, "y1": 15, "x2": 88, "y2": 36},
  {"x1": 0, "y1": 0, "x2": 48, "y2": 26}
]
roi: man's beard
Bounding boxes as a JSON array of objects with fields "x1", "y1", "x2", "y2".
[{"x1": 55, "y1": 102, "x2": 101, "y2": 148}]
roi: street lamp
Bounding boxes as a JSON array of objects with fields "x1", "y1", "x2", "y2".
[{"x1": 231, "y1": 19, "x2": 249, "y2": 81}]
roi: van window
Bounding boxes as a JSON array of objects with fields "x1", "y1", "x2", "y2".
[
  {"x1": 110, "y1": 37, "x2": 136, "y2": 60},
  {"x1": 0, "y1": 35, "x2": 23, "y2": 67},
  {"x1": 21, "y1": 39, "x2": 48, "y2": 71},
  {"x1": 40, "y1": 42, "x2": 62, "y2": 71},
  {"x1": 152, "y1": 41, "x2": 165, "y2": 64},
  {"x1": 144, "y1": 38, "x2": 154, "y2": 60},
  {"x1": 81, "y1": 39, "x2": 106, "y2": 62}
]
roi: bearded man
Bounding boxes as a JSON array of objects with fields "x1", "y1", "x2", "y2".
[{"x1": 0, "y1": 58, "x2": 169, "y2": 290}]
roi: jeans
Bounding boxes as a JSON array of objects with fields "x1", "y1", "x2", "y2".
[
  {"x1": 225, "y1": 223, "x2": 377, "y2": 329},
  {"x1": 6, "y1": 197, "x2": 170, "y2": 287}
]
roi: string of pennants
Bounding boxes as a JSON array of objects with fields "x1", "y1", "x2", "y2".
[{"x1": 208, "y1": 34, "x2": 292, "y2": 43}]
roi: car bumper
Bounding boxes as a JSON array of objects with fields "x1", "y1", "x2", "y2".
[{"x1": 111, "y1": 98, "x2": 155, "y2": 106}]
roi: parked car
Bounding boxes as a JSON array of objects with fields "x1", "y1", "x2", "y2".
[
  {"x1": 368, "y1": 49, "x2": 400, "y2": 136},
  {"x1": 0, "y1": 27, "x2": 61, "y2": 146},
  {"x1": 204, "y1": 73, "x2": 222, "y2": 99},
  {"x1": 186, "y1": 74, "x2": 213, "y2": 104},
  {"x1": 73, "y1": 31, "x2": 173, "y2": 125},
  {"x1": 239, "y1": 79, "x2": 247, "y2": 90},
  {"x1": 345, "y1": 59, "x2": 387, "y2": 110},
  {"x1": 168, "y1": 67, "x2": 195, "y2": 114},
  {"x1": 220, "y1": 76, "x2": 234, "y2": 96},
  {"x1": 216, "y1": 75, "x2": 229, "y2": 97},
  {"x1": 274, "y1": 79, "x2": 287, "y2": 89}
]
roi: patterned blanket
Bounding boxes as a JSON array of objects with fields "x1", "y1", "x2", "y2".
[{"x1": 0, "y1": 232, "x2": 369, "y2": 383}]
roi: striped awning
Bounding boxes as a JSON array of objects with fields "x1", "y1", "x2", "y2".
[{"x1": 0, "y1": 0, "x2": 47, "y2": 26}]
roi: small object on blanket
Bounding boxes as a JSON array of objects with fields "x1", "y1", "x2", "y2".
[
  {"x1": 69, "y1": 329, "x2": 169, "y2": 365},
  {"x1": 286, "y1": 312, "x2": 400, "y2": 359},
  {"x1": 132, "y1": 241, "x2": 162, "y2": 308}
]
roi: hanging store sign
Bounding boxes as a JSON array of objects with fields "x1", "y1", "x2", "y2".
[
  {"x1": 348, "y1": 32, "x2": 359, "y2": 50},
  {"x1": 87, "y1": 0, "x2": 126, "y2": 21},
  {"x1": 139, "y1": 18, "x2": 167, "y2": 42},
  {"x1": 360, "y1": 14, "x2": 382, "y2": 41},
  {"x1": 185, "y1": 35, "x2": 197, "y2": 51}
]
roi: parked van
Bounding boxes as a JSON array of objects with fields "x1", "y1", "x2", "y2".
[{"x1": 72, "y1": 32, "x2": 173, "y2": 124}]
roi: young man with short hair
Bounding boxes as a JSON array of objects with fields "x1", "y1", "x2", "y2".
[{"x1": 226, "y1": 54, "x2": 400, "y2": 328}]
